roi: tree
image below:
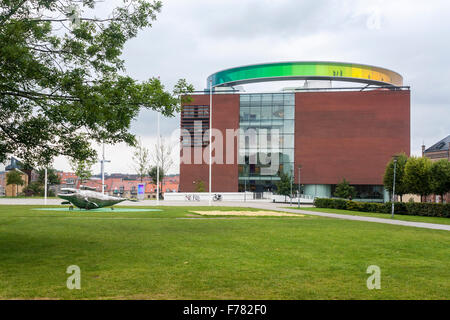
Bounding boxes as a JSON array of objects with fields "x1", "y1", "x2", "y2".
[
  {"x1": 0, "y1": 0, "x2": 193, "y2": 166},
  {"x1": 383, "y1": 153, "x2": 408, "y2": 201},
  {"x1": 404, "y1": 156, "x2": 432, "y2": 202},
  {"x1": 334, "y1": 178, "x2": 356, "y2": 199},
  {"x1": 148, "y1": 165, "x2": 164, "y2": 196},
  {"x1": 430, "y1": 159, "x2": 450, "y2": 203},
  {"x1": 37, "y1": 167, "x2": 61, "y2": 185},
  {"x1": 151, "y1": 137, "x2": 174, "y2": 179},
  {"x1": 69, "y1": 158, "x2": 94, "y2": 184},
  {"x1": 193, "y1": 180, "x2": 205, "y2": 192},
  {"x1": 276, "y1": 171, "x2": 292, "y2": 200},
  {"x1": 6, "y1": 170, "x2": 24, "y2": 196},
  {"x1": 132, "y1": 138, "x2": 150, "y2": 182},
  {"x1": 23, "y1": 181, "x2": 43, "y2": 196}
]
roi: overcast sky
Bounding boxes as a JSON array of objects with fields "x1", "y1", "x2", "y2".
[{"x1": 52, "y1": 0, "x2": 450, "y2": 175}]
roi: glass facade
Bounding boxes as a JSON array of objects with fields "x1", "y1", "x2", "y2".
[{"x1": 238, "y1": 93, "x2": 295, "y2": 192}]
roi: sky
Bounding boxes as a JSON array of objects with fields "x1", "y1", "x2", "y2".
[{"x1": 52, "y1": 0, "x2": 450, "y2": 175}]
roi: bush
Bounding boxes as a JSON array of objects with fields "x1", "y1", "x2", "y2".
[
  {"x1": 331, "y1": 199, "x2": 348, "y2": 210},
  {"x1": 346, "y1": 201, "x2": 362, "y2": 211},
  {"x1": 313, "y1": 198, "x2": 450, "y2": 218}
]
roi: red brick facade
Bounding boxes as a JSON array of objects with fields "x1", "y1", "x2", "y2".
[
  {"x1": 179, "y1": 89, "x2": 411, "y2": 191},
  {"x1": 294, "y1": 90, "x2": 410, "y2": 185},
  {"x1": 179, "y1": 94, "x2": 240, "y2": 192}
]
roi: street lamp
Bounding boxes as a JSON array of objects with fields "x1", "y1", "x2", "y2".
[
  {"x1": 244, "y1": 178, "x2": 247, "y2": 202},
  {"x1": 297, "y1": 165, "x2": 302, "y2": 208},
  {"x1": 391, "y1": 156, "x2": 398, "y2": 218},
  {"x1": 290, "y1": 169, "x2": 293, "y2": 206}
]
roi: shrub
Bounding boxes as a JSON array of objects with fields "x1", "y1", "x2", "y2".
[
  {"x1": 313, "y1": 198, "x2": 450, "y2": 218},
  {"x1": 331, "y1": 198, "x2": 348, "y2": 210},
  {"x1": 346, "y1": 201, "x2": 362, "y2": 211}
]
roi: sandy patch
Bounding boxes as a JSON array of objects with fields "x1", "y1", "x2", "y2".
[{"x1": 190, "y1": 210, "x2": 304, "y2": 217}]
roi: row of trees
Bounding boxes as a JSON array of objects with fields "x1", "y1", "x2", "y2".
[
  {"x1": 6, "y1": 167, "x2": 60, "y2": 197},
  {"x1": 383, "y1": 154, "x2": 450, "y2": 203}
]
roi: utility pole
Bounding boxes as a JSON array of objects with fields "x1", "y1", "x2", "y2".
[
  {"x1": 290, "y1": 170, "x2": 293, "y2": 206},
  {"x1": 244, "y1": 178, "x2": 247, "y2": 202},
  {"x1": 298, "y1": 165, "x2": 302, "y2": 208},
  {"x1": 44, "y1": 167, "x2": 47, "y2": 205},
  {"x1": 157, "y1": 113, "x2": 160, "y2": 206},
  {"x1": 391, "y1": 157, "x2": 398, "y2": 218},
  {"x1": 100, "y1": 143, "x2": 110, "y2": 195},
  {"x1": 209, "y1": 79, "x2": 213, "y2": 206}
]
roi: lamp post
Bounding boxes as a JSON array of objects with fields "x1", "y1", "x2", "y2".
[
  {"x1": 44, "y1": 167, "x2": 47, "y2": 205},
  {"x1": 156, "y1": 113, "x2": 160, "y2": 206},
  {"x1": 100, "y1": 142, "x2": 110, "y2": 195},
  {"x1": 209, "y1": 79, "x2": 212, "y2": 206},
  {"x1": 290, "y1": 169, "x2": 293, "y2": 206},
  {"x1": 244, "y1": 178, "x2": 247, "y2": 202},
  {"x1": 297, "y1": 165, "x2": 302, "y2": 208},
  {"x1": 391, "y1": 157, "x2": 398, "y2": 218}
]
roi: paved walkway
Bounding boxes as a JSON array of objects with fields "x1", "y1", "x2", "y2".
[{"x1": 1, "y1": 198, "x2": 449, "y2": 231}]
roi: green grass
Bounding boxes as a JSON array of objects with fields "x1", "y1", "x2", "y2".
[
  {"x1": 294, "y1": 207, "x2": 450, "y2": 225},
  {"x1": 0, "y1": 205, "x2": 449, "y2": 300}
]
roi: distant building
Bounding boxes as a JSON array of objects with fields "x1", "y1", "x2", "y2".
[
  {"x1": 423, "y1": 135, "x2": 450, "y2": 161},
  {"x1": 422, "y1": 135, "x2": 450, "y2": 203},
  {"x1": 0, "y1": 157, "x2": 34, "y2": 196}
]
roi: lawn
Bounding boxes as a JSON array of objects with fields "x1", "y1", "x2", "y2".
[
  {"x1": 0, "y1": 205, "x2": 449, "y2": 300},
  {"x1": 293, "y1": 207, "x2": 450, "y2": 225}
]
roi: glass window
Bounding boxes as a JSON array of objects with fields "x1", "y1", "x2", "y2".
[
  {"x1": 250, "y1": 94, "x2": 262, "y2": 106},
  {"x1": 273, "y1": 106, "x2": 284, "y2": 119},
  {"x1": 283, "y1": 120, "x2": 295, "y2": 134},
  {"x1": 284, "y1": 94, "x2": 295, "y2": 105},
  {"x1": 247, "y1": 108, "x2": 260, "y2": 121},
  {"x1": 273, "y1": 94, "x2": 284, "y2": 105},
  {"x1": 239, "y1": 107, "x2": 250, "y2": 121},
  {"x1": 260, "y1": 105, "x2": 272, "y2": 120},
  {"x1": 282, "y1": 134, "x2": 295, "y2": 149},
  {"x1": 261, "y1": 94, "x2": 272, "y2": 106},
  {"x1": 282, "y1": 162, "x2": 294, "y2": 175},
  {"x1": 280, "y1": 149, "x2": 294, "y2": 163},
  {"x1": 240, "y1": 94, "x2": 250, "y2": 106},
  {"x1": 284, "y1": 105, "x2": 295, "y2": 119}
]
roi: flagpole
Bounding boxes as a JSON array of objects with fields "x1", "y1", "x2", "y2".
[
  {"x1": 209, "y1": 79, "x2": 212, "y2": 206},
  {"x1": 156, "y1": 113, "x2": 160, "y2": 206}
]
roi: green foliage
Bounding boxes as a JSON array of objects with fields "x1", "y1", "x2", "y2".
[
  {"x1": 383, "y1": 153, "x2": 408, "y2": 198},
  {"x1": 37, "y1": 167, "x2": 60, "y2": 185},
  {"x1": 333, "y1": 178, "x2": 356, "y2": 199},
  {"x1": 6, "y1": 170, "x2": 24, "y2": 186},
  {"x1": 276, "y1": 171, "x2": 292, "y2": 196},
  {"x1": 314, "y1": 198, "x2": 450, "y2": 218},
  {"x1": 69, "y1": 158, "x2": 94, "y2": 183},
  {"x1": 23, "y1": 181, "x2": 44, "y2": 196},
  {"x1": 0, "y1": 0, "x2": 194, "y2": 166},
  {"x1": 194, "y1": 180, "x2": 205, "y2": 192},
  {"x1": 430, "y1": 159, "x2": 450, "y2": 202},
  {"x1": 404, "y1": 156, "x2": 433, "y2": 198},
  {"x1": 6, "y1": 169, "x2": 24, "y2": 196},
  {"x1": 148, "y1": 166, "x2": 164, "y2": 186}
]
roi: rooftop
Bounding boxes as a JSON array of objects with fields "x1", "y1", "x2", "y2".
[{"x1": 424, "y1": 135, "x2": 450, "y2": 153}]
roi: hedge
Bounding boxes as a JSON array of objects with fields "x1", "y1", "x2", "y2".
[{"x1": 313, "y1": 198, "x2": 450, "y2": 218}]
